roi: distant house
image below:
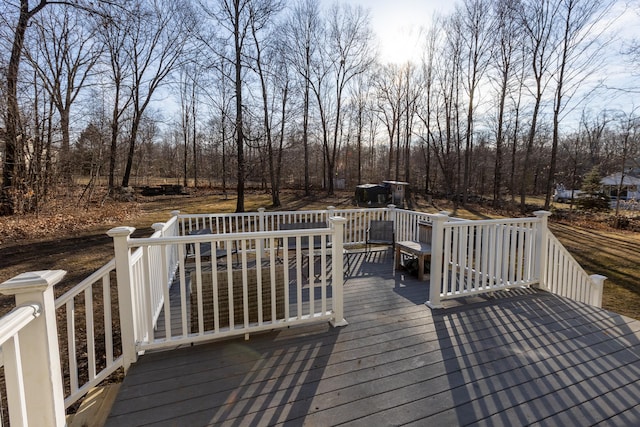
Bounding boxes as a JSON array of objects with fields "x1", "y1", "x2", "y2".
[{"x1": 601, "y1": 172, "x2": 640, "y2": 200}]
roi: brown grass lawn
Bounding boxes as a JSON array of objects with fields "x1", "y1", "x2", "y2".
[
  {"x1": 0, "y1": 189, "x2": 639, "y2": 320},
  {"x1": 550, "y1": 222, "x2": 640, "y2": 320}
]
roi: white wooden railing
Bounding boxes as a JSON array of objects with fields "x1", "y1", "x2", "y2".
[
  {"x1": 426, "y1": 211, "x2": 605, "y2": 308},
  {"x1": 542, "y1": 231, "x2": 606, "y2": 307},
  {"x1": 109, "y1": 216, "x2": 347, "y2": 369},
  {"x1": 176, "y1": 205, "x2": 450, "y2": 245},
  {"x1": 0, "y1": 303, "x2": 42, "y2": 426},
  {"x1": 0, "y1": 270, "x2": 67, "y2": 426},
  {"x1": 54, "y1": 259, "x2": 122, "y2": 409},
  {"x1": 177, "y1": 206, "x2": 398, "y2": 246},
  {"x1": 426, "y1": 214, "x2": 540, "y2": 307}
]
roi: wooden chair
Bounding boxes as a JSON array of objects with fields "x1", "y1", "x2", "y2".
[
  {"x1": 395, "y1": 221, "x2": 432, "y2": 281},
  {"x1": 366, "y1": 220, "x2": 395, "y2": 253}
]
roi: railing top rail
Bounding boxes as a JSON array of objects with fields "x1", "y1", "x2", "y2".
[
  {"x1": 177, "y1": 207, "x2": 393, "y2": 218},
  {"x1": 177, "y1": 212, "x2": 259, "y2": 219},
  {"x1": 442, "y1": 216, "x2": 542, "y2": 227},
  {"x1": 332, "y1": 207, "x2": 389, "y2": 213},
  {"x1": 0, "y1": 303, "x2": 41, "y2": 348},
  {"x1": 268, "y1": 209, "x2": 328, "y2": 214},
  {"x1": 127, "y1": 227, "x2": 334, "y2": 248},
  {"x1": 55, "y1": 259, "x2": 115, "y2": 309},
  {"x1": 158, "y1": 214, "x2": 179, "y2": 231}
]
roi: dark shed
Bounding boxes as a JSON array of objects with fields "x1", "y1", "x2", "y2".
[{"x1": 354, "y1": 184, "x2": 391, "y2": 206}]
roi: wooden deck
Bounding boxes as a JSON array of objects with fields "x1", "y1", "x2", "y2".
[{"x1": 106, "y1": 249, "x2": 640, "y2": 426}]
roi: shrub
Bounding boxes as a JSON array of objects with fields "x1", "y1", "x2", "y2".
[
  {"x1": 607, "y1": 215, "x2": 630, "y2": 229},
  {"x1": 575, "y1": 193, "x2": 610, "y2": 212}
]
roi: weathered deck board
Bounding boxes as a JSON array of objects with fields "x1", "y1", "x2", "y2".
[{"x1": 106, "y1": 248, "x2": 640, "y2": 426}]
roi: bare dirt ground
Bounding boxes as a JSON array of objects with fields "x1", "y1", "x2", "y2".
[{"x1": 1, "y1": 189, "x2": 639, "y2": 320}]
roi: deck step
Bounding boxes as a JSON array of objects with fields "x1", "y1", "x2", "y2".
[{"x1": 67, "y1": 383, "x2": 121, "y2": 427}]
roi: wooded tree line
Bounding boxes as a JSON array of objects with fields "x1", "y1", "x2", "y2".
[{"x1": 1, "y1": 0, "x2": 638, "y2": 214}]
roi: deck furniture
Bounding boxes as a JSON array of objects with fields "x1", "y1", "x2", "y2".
[
  {"x1": 395, "y1": 221, "x2": 432, "y2": 281},
  {"x1": 366, "y1": 220, "x2": 395, "y2": 253},
  {"x1": 187, "y1": 228, "x2": 237, "y2": 262},
  {"x1": 278, "y1": 221, "x2": 329, "y2": 252},
  {"x1": 278, "y1": 221, "x2": 332, "y2": 279}
]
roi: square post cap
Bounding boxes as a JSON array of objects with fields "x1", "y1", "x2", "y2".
[{"x1": 0, "y1": 270, "x2": 67, "y2": 295}]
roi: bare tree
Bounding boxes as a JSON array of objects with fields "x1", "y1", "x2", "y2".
[
  {"x1": 517, "y1": 0, "x2": 558, "y2": 212},
  {"x1": 202, "y1": 0, "x2": 257, "y2": 212},
  {"x1": 284, "y1": 0, "x2": 321, "y2": 196},
  {"x1": 99, "y1": 3, "x2": 135, "y2": 193},
  {"x1": 323, "y1": 2, "x2": 374, "y2": 195},
  {"x1": 120, "y1": 0, "x2": 194, "y2": 189},
  {"x1": 27, "y1": 7, "x2": 102, "y2": 189},
  {"x1": 348, "y1": 71, "x2": 371, "y2": 185},
  {"x1": 543, "y1": 0, "x2": 615, "y2": 208},
  {"x1": 508, "y1": 43, "x2": 527, "y2": 202},
  {"x1": 1, "y1": 0, "x2": 119, "y2": 214},
  {"x1": 249, "y1": 0, "x2": 286, "y2": 206},
  {"x1": 372, "y1": 63, "x2": 403, "y2": 179},
  {"x1": 177, "y1": 65, "x2": 200, "y2": 188},
  {"x1": 433, "y1": 14, "x2": 464, "y2": 199},
  {"x1": 459, "y1": 0, "x2": 494, "y2": 204},
  {"x1": 612, "y1": 109, "x2": 640, "y2": 215},
  {"x1": 401, "y1": 62, "x2": 421, "y2": 187},
  {"x1": 490, "y1": 0, "x2": 521, "y2": 206},
  {"x1": 416, "y1": 24, "x2": 440, "y2": 197}
]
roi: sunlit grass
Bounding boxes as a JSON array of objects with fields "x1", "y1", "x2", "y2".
[{"x1": 550, "y1": 223, "x2": 640, "y2": 320}]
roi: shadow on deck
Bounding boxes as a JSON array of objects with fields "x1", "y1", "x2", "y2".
[{"x1": 106, "y1": 249, "x2": 640, "y2": 426}]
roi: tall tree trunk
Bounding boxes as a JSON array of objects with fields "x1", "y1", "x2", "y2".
[
  {"x1": 494, "y1": 68, "x2": 508, "y2": 207},
  {"x1": 303, "y1": 77, "x2": 311, "y2": 196},
  {"x1": 545, "y1": 4, "x2": 573, "y2": 210},
  {"x1": 183, "y1": 125, "x2": 188, "y2": 187},
  {"x1": 221, "y1": 111, "x2": 227, "y2": 194},
  {"x1": 192, "y1": 82, "x2": 198, "y2": 189},
  {"x1": 59, "y1": 110, "x2": 72, "y2": 188},
  {"x1": 521, "y1": 92, "x2": 542, "y2": 212},
  {"x1": 234, "y1": 6, "x2": 245, "y2": 213},
  {"x1": 356, "y1": 105, "x2": 363, "y2": 184},
  {"x1": 121, "y1": 114, "x2": 140, "y2": 188},
  {"x1": 2, "y1": 2, "x2": 39, "y2": 215},
  {"x1": 273, "y1": 83, "x2": 289, "y2": 207}
]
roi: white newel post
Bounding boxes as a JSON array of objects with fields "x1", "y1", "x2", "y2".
[
  {"x1": 589, "y1": 274, "x2": 607, "y2": 308},
  {"x1": 329, "y1": 216, "x2": 348, "y2": 327},
  {"x1": 387, "y1": 204, "x2": 396, "y2": 222},
  {"x1": 533, "y1": 211, "x2": 551, "y2": 290},
  {"x1": 171, "y1": 210, "x2": 181, "y2": 234},
  {"x1": 258, "y1": 207, "x2": 266, "y2": 256},
  {"x1": 0, "y1": 270, "x2": 67, "y2": 427},
  {"x1": 107, "y1": 226, "x2": 138, "y2": 372},
  {"x1": 327, "y1": 206, "x2": 335, "y2": 222},
  {"x1": 258, "y1": 207, "x2": 266, "y2": 231},
  {"x1": 168, "y1": 210, "x2": 181, "y2": 269},
  {"x1": 152, "y1": 222, "x2": 165, "y2": 235},
  {"x1": 387, "y1": 204, "x2": 397, "y2": 240},
  {"x1": 426, "y1": 214, "x2": 448, "y2": 309}
]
